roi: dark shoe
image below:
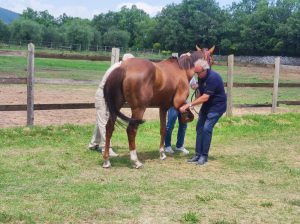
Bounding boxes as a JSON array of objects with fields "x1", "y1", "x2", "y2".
[
  {"x1": 187, "y1": 155, "x2": 200, "y2": 163},
  {"x1": 196, "y1": 156, "x2": 208, "y2": 165}
]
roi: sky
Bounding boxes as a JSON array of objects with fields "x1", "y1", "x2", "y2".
[{"x1": 0, "y1": 0, "x2": 238, "y2": 19}]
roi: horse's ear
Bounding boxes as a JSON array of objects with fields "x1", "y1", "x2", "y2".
[
  {"x1": 196, "y1": 45, "x2": 201, "y2": 51},
  {"x1": 209, "y1": 45, "x2": 215, "y2": 54}
]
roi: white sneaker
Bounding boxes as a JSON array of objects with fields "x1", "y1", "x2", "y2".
[
  {"x1": 102, "y1": 148, "x2": 119, "y2": 157},
  {"x1": 88, "y1": 143, "x2": 99, "y2": 151},
  {"x1": 175, "y1": 147, "x2": 189, "y2": 155},
  {"x1": 164, "y1": 146, "x2": 174, "y2": 154}
]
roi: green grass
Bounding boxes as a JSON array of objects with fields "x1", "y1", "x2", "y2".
[
  {"x1": 0, "y1": 113, "x2": 299, "y2": 223},
  {"x1": 182, "y1": 211, "x2": 200, "y2": 223},
  {"x1": 0, "y1": 45, "x2": 168, "y2": 60},
  {"x1": 0, "y1": 56, "x2": 110, "y2": 80},
  {"x1": 215, "y1": 65, "x2": 299, "y2": 84}
]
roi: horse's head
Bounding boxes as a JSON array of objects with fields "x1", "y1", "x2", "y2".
[
  {"x1": 196, "y1": 45, "x2": 215, "y2": 67},
  {"x1": 176, "y1": 47, "x2": 214, "y2": 81}
]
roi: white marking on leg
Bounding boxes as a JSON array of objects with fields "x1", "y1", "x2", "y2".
[
  {"x1": 130, "y1": 149, "x2": 138, "y2": 161},
  {"x1": 160, "y1": 147, "x2": 167, "y2": 160},
  {"x1": 160, "y1": 147, "x2": 164, "y2": 153},
  {"x1": 103, "y1": 159, "x2": 111, "y2": 168},
  {"x1": 130, "y1": 149, "x2": 143, "y2": 169}
]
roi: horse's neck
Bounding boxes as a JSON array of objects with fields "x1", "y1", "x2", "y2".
[{"x1": 185, "y1": 69, "x2": 195, "y2": 81}]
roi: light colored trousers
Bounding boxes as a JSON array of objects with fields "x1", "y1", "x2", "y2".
[{"x1": 89, "y1": 88, "x2": 110, "y2": 148}]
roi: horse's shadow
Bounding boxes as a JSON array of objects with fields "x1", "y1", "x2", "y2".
[
  {"x1": 96, "y1": 146, "x2": 217, "y2": 168},
  {"x1": 106, "y1": 147, "x2": 159, "y2": 168}
]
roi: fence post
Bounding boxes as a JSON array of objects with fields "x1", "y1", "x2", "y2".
[
  {"x1": 226, "y1": 54, "x2": 234, "y2": 117},
  {"x1": 27, "y1": 43, "x2": 35, "y2": 126},
  {"x1": 111, "y1": 48, "x2": 120, "y2": 65},
  {"x1": 272, "y1": 57, "x2": 281, "y2": 113}
]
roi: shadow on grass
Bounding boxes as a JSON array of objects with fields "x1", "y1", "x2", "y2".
[{"x1": 94, "y1": 146, "x2": 217, "y2": 168}]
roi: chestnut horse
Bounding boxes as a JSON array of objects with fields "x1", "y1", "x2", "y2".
[{"x1": 103, "y1": 47, "x2": 214, "y2": 168}]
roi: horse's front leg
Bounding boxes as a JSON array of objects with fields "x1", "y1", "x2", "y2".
[
  {"x1": 103, "y1": 116, "x2": 115, "y2": 168},
  {"x1": 159, "y1": 108, "x2": 167, "y2": 160}
]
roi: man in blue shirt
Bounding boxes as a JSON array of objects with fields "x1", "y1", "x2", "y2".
[{"x1": 179, "y1": 60, "x2": 227, "y2": 165}]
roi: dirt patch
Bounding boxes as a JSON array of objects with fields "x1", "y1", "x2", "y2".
[
  {"x1": 1, "y1": 81, "x2": 298, "y2": 128},
  {"x1": 0, "y1": 84, "x2": 161, "y2": 127},
  {"x1": 0, "y1": 50, "x2": 26, "y2": 57}
]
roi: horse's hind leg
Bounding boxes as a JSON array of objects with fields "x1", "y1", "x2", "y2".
[
  {"x1": 159, "y1": 108, "x2": 167, "y2": 160},
  {"x1": 103, "y1": 115, "x2": 116, "y2": 168},
  {"x1": 127, "y1": 108, "x2": 146, "y2": 168}
]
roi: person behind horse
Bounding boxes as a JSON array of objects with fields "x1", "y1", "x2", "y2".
[
  {"x1": 88, "y1": 53, "x2": 135, "y2": 156},
  {"x1": 179, "y1": 60, "x2": 227, "y2": 165},
  {"x1": 164, "y1": 75, "x2": 198, "y2": 155}
]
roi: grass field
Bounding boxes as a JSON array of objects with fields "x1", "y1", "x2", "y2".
[
  {"x1": 0, "y1": 56, "x2": 110, "y2": 80},
  {"x1": 0, "y1": 45, "x2": 168, "y2": 61},
  {"x1": 0, "y1": 113, "x2": 299, "y2": 223}
]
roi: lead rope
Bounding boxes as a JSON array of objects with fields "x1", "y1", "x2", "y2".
[{"x1": 190, "y1": 89, "x2": 199, "y2": 115}]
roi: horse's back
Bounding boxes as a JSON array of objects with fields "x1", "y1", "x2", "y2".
[
  {"x1": 121, "y1": 58, "x2": 189, "y2": 109},
  {"x1": 122, "y1": 58, "x2": 156, "y2": 107}
]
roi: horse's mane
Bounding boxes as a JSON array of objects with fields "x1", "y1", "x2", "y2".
[{"x1": 166, "y1": 51, "x2": 205, "y2": 70}]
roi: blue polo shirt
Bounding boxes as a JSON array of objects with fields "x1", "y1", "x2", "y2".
[{"x1": 198, "y1": 69, "x2": 227, "y2": 114}]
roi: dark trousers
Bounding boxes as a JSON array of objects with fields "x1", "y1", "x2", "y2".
[{"x1": 195, "y1": 111, "x2": 223, "y2": 157}]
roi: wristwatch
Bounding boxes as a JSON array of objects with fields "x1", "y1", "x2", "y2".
[{"x1": 189, "y1": 103, "x2": 193, "y2": 109}]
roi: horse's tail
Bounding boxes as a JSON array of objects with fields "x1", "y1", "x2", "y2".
[{"x1": 103, "y1": 66, "x2": 144, "y2": 125}]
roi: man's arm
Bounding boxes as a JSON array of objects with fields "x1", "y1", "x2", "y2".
[{"x1": 179, "y1": 94, "x2": 210, "y2": 113}]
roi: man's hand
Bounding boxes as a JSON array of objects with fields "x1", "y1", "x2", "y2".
[
  {"x1": 191, "y1": 83, "x2": 198, "y2": 90},
  {"x1": 179, "y1": 104, "x2": 190, "y2": 113}
]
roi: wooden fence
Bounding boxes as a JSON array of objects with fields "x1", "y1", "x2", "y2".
[
  {"x1": 225, "y1": 55, "x2": 300, "y2": 116},
  {"x1": 1, "y1": 44, "x2": 300, "y2": 126}
]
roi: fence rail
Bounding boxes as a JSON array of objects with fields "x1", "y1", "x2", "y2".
[
  {"x1": 1, "y1": 44, "x2": 299, "y2": 126},
  {"x1": 0, "y1": 77, "x2": 27, "y2": 84},
  {"x1": 226, "y1": 83, "x2": 300, "y2": 88},
  {"x1": 1, "y1": 101, "x2": 300, "y2": 112},
  {"x1": 0, "y1": 103, "x2": 94, "y2": 111}
]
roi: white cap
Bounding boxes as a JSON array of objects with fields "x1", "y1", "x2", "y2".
[
  {"x1": 122, "y1": 53, "x2": 135, "y2": 61},
  {"x1": 180, "y1": 52, "x2": 191, "y2": 57}
]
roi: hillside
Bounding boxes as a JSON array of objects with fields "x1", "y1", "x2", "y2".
[{"x1": 0, "y1": 7, "x2": 19, "y2": 24}]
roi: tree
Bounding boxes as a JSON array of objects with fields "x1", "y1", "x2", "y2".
[
  {"x1": 152, "y1": 4, "x2": 186, "y2": 51},
  {"x1": 153, "y1": 0, "x2": 226, "y2": 52},
  {"x1": 0, "y1": 20, "x2": 10, "y2": 41},
  {"x1": 42, "y1": 26, "x2": 63, "y2": 44},
  {"x1": 102, "y1": 29, "x2": 130, "y2": 48},
  {"x1": 133, "y1": 17, "x2": 157, "y2": 48},
  {"x1": 57, "y1": 13, "x2": 74, "y2": 26},
  {"x1": 92, "y1": 5, "x2": 152, "y2": 48},
  {"x1": 22, "y1": 8, "x2": 57, "y2": 27},
  {"x1": 10, "y1": 19, "x2": 43, "y2": 43},
  {"x1": 283, "y1": 8, "x2": 300, "y2": 56},
  {"x1": 227, "y1": 0, "x2": 299, "y2": 56},
  {"x1": 117, "y1": 5, "x2": 151, "y2": 47},
  {"x1": 92, "y1": 11, "x2": 119, "y2": 34},
  {"x1": 64, "y1": 19, "x2": 95, "y2": 50}
]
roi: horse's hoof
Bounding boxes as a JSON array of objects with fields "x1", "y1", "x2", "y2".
[
  {"x1": 132, "y1": 160, "x2": 143, "y2": 169},
  {"x1": 160, "y1": 152, "x2": 167, "y2": 160},
  {"x1": 103, "y1": 160, "x2": 111, "y2": 168}
]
